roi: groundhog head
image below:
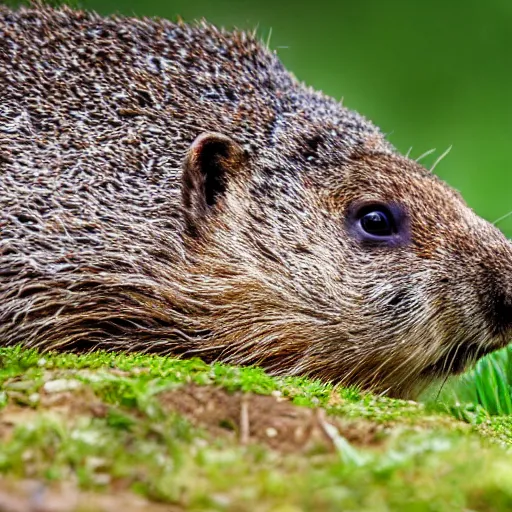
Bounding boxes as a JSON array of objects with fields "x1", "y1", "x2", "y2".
[{"x1": 181, "y1": 131, "x2": 512, "y2": 397}]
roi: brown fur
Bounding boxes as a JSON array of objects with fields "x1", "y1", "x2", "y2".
[{"x1": 0, "y1": 4, "x2": 511, "y2": 397}]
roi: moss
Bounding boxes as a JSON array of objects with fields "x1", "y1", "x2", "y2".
[{"x1": 1, "y1": 346, "x2": 512, "y2": 510}]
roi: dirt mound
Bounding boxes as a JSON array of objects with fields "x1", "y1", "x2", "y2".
[{"x1": 159, "y1": 384, "x2": 384, "y2": 453}]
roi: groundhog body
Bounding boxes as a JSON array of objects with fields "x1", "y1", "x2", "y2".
[{"x1": 0, "y1": 4, "x2": 511, "y2": 397}]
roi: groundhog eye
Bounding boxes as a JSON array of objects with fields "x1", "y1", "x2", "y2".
[
  {"x1": 346, "y1": 203, "x2": 407, "y2": 247},
  {"x1": 360, "y1": 210, "x2": 394, "y2": 237}
]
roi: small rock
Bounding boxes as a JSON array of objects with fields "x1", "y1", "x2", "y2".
[{"x1": 43, "y1": 379, "x2": 82, "y2": 393}]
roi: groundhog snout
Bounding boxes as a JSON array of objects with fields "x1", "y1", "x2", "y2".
[
  {"x1": 501, "y1": 295, "x2": 512, "y2": 332},
  {"x1": 481, "y1": 241, "x2": 512, "y2": 340},
  {"x1": 497, "y1": 256, "x2": 512, "y2": 336},
  {"x1": 492, "y1": 278, "x2": 512, "y2": 338}
]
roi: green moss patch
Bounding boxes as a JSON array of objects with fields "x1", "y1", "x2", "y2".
[{"x1": 1, "y1": 346, "x2": 512, "y2": 511}]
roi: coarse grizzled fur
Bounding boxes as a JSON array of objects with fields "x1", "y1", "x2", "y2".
[{"x1": 0, "y1": 4, "x2": 511, "y2": 397}]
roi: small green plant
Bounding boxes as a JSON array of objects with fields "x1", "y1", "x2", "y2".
[{"x1": 428, "y1": 345, "x2": 512, "y2": 417}]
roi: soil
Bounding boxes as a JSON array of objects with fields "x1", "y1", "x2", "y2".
[
  {"x1": 0, "y1": 380, "x2": 387, "y2": 511},
  {"x1": 0, "y1": 479, "x2": 176, "y2": 512},
  {"x1": 159, "y1": 384, "x2": 386, "y2": 453},
  {"x1": 0, "y1": 386, "x2": 108, "y2": 442}
]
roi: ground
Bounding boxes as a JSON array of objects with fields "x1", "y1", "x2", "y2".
[{"x1": 1, "y1": 346, "x2": 512, "y2": 511}]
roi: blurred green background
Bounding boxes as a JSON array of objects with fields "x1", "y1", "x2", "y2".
[{"x1": 11, "y1": 0, "x2": 512, "y2": 236}]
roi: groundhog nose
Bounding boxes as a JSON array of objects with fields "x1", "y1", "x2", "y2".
[
  {"x1": 496, "y1": 258, "x2": 512, "y2": 338},
  {"x1": 498, "y1": 294, "x2": 512, "y2": 333},
  {"x1": 481, "y1": 246, "x2": 512, "y2": 339}
]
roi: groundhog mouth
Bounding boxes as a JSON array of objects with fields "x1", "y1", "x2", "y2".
[{"x1": 421, "y1": 340, "x2": 499, "y2": 377}]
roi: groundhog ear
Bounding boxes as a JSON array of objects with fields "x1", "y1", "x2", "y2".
[{"x1": 182, "y1": 132, "x2": 246, "y2": 234}]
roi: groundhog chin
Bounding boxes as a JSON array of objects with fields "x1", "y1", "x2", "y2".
[{"x1": 420, "y1": 336, "x2": 508, "y2": 379}]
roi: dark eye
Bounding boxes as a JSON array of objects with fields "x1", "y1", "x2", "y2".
[
  {"x1": 360, "y1": 209, "x2": 394, "y2": 237},
  {"x1": 346, "y1": 202, "x2": 408, "y2": 247}
]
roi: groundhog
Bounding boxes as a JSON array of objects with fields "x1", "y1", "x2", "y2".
[{"x1": 0, "y1": 3, "x2": 511, "y2": 398}]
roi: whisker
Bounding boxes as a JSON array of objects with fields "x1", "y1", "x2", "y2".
[
  {"x1": 265, "y1": 27, "x2": 273, "y2": 48},
  {"x1": 434, "y1": 373, "x2": 451, "y2": 401},
  {"x1": 442, "y1": 339, "x2": 463, "y2": 376},
  {"x1": 415, "y1": 148, "x2": 436, "y2": 163},
  {"x1": 493, "y1": 210, "x2": 512, "y2": 226},
  {"x1": 385, "y1": 341, "x2": 435, "y2": 395},
  {"x1": 430, "y1": 145, "x2": 452, "y2": 172}
]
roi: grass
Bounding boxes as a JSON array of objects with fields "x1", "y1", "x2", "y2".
[
  {"x1": 424, "y1": 346, "x2": 512, "y2": 418},
  {"x1": 1, "y1": 346, "x2": 512, "y2": 511}
]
